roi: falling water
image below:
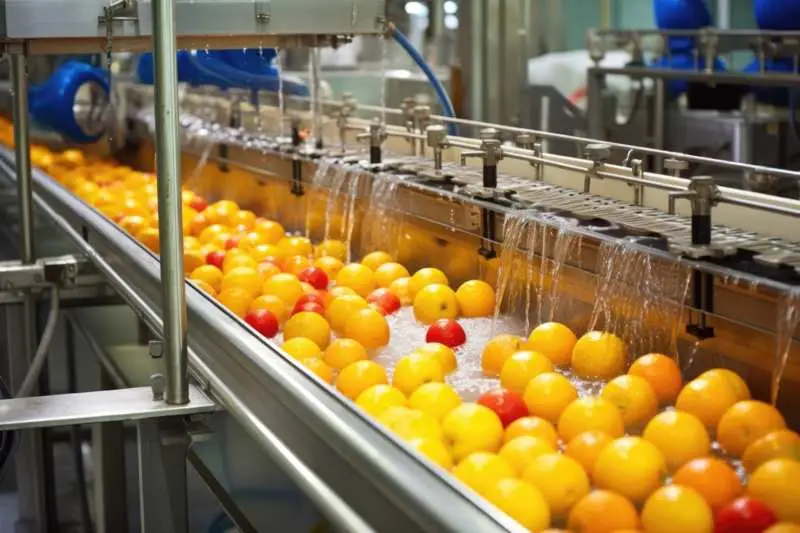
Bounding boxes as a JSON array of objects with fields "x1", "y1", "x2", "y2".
[
  {"x1": 304, "y1": 158, "x2": 335, "y2": 238},
  {"x1": 323, "y1": 166, "x2": 350, "y2": 242},
  {"x1": 360, "y1": 173, "x2": 404, "y2": 257},
  {"x1": 379, "y1": 36, "x2": 388, "y2": 126},
  {"x1": 771, "y1": 289, "x2": 800, "y2": 406},
  {"x1": 545, "y1": 216, "x2": 581, "y2": 323},
  {"x1": 588, "y1": 239, "x2": 692, "y2": 360},
  {"x1": 275, "y1": 49, "x2": 285, "y2": 139}
]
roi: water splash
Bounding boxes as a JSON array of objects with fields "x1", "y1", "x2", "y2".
[
  {"x1": 305, "y1": 158, "x2": 335, "y2": 239},
  {"x1": 379, "y1": 36, "x2": 388, "y2": 126},
  {"x1": 275, "y1": 49, "x2": 285, "y2": 139},
  {"x1": 588, "y1": 239, "x2": 692, "y2": 360},
  {"x1": 359, "y1": 173, "x2": 404, "y2": 257},
  {"x1": 771, "y1": 289, "x2": 800, "y2": 406}
]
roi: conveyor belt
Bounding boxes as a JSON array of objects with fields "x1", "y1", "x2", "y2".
[{"x1": 0, "y1": 146, "x2": 525, "y2": 533}]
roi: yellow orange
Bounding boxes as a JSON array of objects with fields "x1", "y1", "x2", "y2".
[
  {"x1": 377, "y1": 407, "x2": 443, "y2": 443},
  {"x1": 361, "y1": 251, "x2": 393, "y2": 271},
  {"x1": 406, "y1": 437, "x2": 453, "y2": 470},
  {"x1": 223, "y1": 251, "x2": 257, "y2": 273},
  {"x1": 641, "y1": 485, "x2": 713, "y2": 533},
  {"x1": 281, "y1": 337, "x2": 322, "y2": 360},
  {"x1": 248, "y1": 294, "x2": 289, "y2": 323},
  {"x1": 565, "y1": 431, "x2": 614, "y2": 478},
  {"x1": 323, "y1": 338, "x2": 369, "y2": 370},
  {"x1": 343, "y1": 307, "x2": 390, "y2": 351},
  {"x1": 483, "y1": 479, "x2": 551, "y2": 532},
  {"x1": 414, "y1": 343, "x2": 457, "y2": 374},
  {"x1": 672, "y1": 457, "x2": 743, "y2": 512},
  {"x1": 335, "y1": 263, "x2": 376, "y2": 297},
  {"x1": 642, "y1": 410, "x2": 711, "y2": 471},
  {"x1": 570, "y1": 331, "x2": 627, "y2": 380},
  {"x1": 217, "y1": 288, "x2": 253, "y2": 318},
  {"x1": 567, "y1": 490, "x2": 641, "y2": 533},
  {"x1": 314, "y1": 256, "x2": 344, "y2": 278},
  {"x1": 747, "y1": 459, "x2": 800, "y2": 522},
  {"x1": 442, "y1": 403, "x2": 505, "y2": 461},
  {"x1": 249, "y1": 243, "x2": 281, "y2": 263},
  {"x1": 481, "y1": 334, "x2": 524, "y2": 376},
  {"x1": 335, "y1": 360, "x2": 388, "y2": 400},
  {"x1": 452, "y1": 452, "x2": 515, "y2": 496},
  {"x1": 262, "y1": 273, "x2": 305, "y2": 307},
  {"x1": 183, "y1": 250, "x2": 206, "y2": 275},
  {"x1": 190, "y1": 265, "x2": 224, "y2": 292},
  {"x1": 300, "y1": 357, "x2": 334, "y2": 384},
  {"x1": 628, "y1": 353, "x2": 683, "y2": 405},
  {"x1": 742, "y1": 430, "x2": 800, "y2": 473},
  {"x1": 315, "y1": 239, "x2": 347, "y2": 260},
  {"x1": 500, "y1": 350, "x2": 554, "y2": 395},
  {"x1": 408, "y1": 267, "x2": 449, "y2": 299},
  {"x1": 523, "y1": 372, "x2": 578, "y2": 424},
  {"x1": 191, "y1": 279, "x2": 216, "y2": 297},
  {"x1": 592, "y1": 436, "x2": 667, "y2": 503},
  {"x1": 408, "y1": 382, "x2": 462, "y2": 421},
  {"x1": 284, "y1": 311, "x2": 331, "y2": 350},
  {"x1": 326, "y1": 294, "x2": 369, "y2": 333},
  {"x1": 523, "y1": 452, "x2": 590, "y2": 517},
  {"x1": 355, "y1": 384, "x2": 406, "y2": 417},
  {"x1": 252, "y1": 219, "x2": 285, "y2": 244},
  {"x1": 766, "y1": 524, "x2": 800, "y2": 533},
  {"x1": 276, "y1": 236, "x2": 313, "y2": 258},
  {"x1": 504, "y1": 416, "x2": 559, "y2": 448},
  {"x1": 455, "y1": 280, "x2": 496, "y2": 318},
  {"x1": 392, "y1": 352, "x2": 445, "y2": 396},
  {"x1": 600, "y1": 374, "x2": 658, "y2": 429},
  {"x1": 374, "y1": 262, "x2": 410, "y2": 288},
  {"x1": 557, "y1": 397, "x2": 625, "y2": 443},
  {"x1": 675, "y1": 376, "x2": 739, "y2": 429},
  {"x1": 717, "y1": 400, "x2": 787, "y2": 458},
  {"x1": 221, "y1": 267, "x2": 263, "y2": 297},
  {"x1": 498, "y1": 436, "x2": 555, "y2": 476},
  {"x1": 137, "y1": 227, "x2": 160, "y2": 253},
  {"x1": 119, "y1": 215, "x2": 149, "y2": 236},
  {"x1": 413, "y1": 283, "x2": 459, "y2": 324},
  {"x1": 389, "y1": 277, "x2": 413, "y2": 306},
  {"x1": 524, "y1": 322, "x2": 578, "y2": 367},
  {"x1": 699, "y1": 368, "x2": 751, "y2": 401}
]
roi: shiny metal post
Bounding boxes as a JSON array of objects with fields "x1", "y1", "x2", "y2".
[
  {"x1": 11, "y1": 53, "x2": 34, "y2": 265},
  {"x1": 151, "y1": 0, "x2": 189, "y2": 405}
]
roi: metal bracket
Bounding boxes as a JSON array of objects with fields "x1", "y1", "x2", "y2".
[{"x1": 0, "y1": 254, "x2": 91, "y2": 292}]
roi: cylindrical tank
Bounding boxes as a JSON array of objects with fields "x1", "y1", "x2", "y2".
[
  {"x1": 653, "y1": 0, "x2": 712, "y2": 53},
  {"x1": 754, "y1": 0, "x2": 800, "y2": 30}
]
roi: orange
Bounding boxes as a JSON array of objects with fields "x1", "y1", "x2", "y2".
[
  {"x1": 500, "y1": 350, "x2": 554, "y2": 394},
  {"x1": 452, "y1": 452, "x2": 515, "y2": 496},
  {"x1": 229, "y1": 210, "x2": 256, "y2": 230},
  {"x1": 276, "y1": 236, "x2": 313, "y2": 258},
  {"x1": 565, "y1": 431, "x2": 614, "y2": 478},
  {"x1": 699, "y1": 368, "x2": 751, "y2": 401},
  {"x1": 481, "y1": 334, "x2": 524, "y2": 376},
  {"x1": 343, "y1": 307, "x2": 390, "y2": 351},
  {"x1": 504, "y1": 416, "x2": 559, "y2": 448},
  {"x1": 221, "y1": 267, "x2": 263, "y2": 297},
  {"x1": 282, "y1": 254, "x2": 313, "y2": 276},
  {"x1": 408, "y1": 382, "x2": 462, "y2": 421},
  {"x1": 672, "y1": 457, "x2": 743, "y2": 511},
  {"x1": 189, "y1": 212, "x2": 210, "y2": 236},
  {"x1": 442, "y1": 403, "x2": 505, "y2": 461},
  {"x1": 284, "y1": 311, "x2": 332, "y2": 350},
  {"x1": 524, "y1": 322, "x2": 578, "y2": 367},
  {"x1": 406, "y1": 437, "x2": 453, "y2": 471},
  {"x1": 742, "y1": 430, "x2": 800, "y2": 472},
  {"x1": 300, "y1": 357, "x2": 334, "y2": 384},
  {"x1": 377, "y1": 407, "x2": 443, "y2": 443},
  {"x1": 747, "y1": 459, "x2": 800, "y2": 522},
  {"x1": 600, "y1": 374, "x2": 658, "y2": 429},
  {"x1": 249, "y1": 294, "x2": 289, "y2": 323},
  {"x1": 315, "y1": 239, "x2": 347, "y2": 260},
  {"x1": 641, "y1": 485, "x2": 713, "y2": 533},
  {"x1": 483, "y1": 479, "x2": 551, "y2": 532},
  {"x1": 567, "y1": 490, "x2": 641, "y2": 533},
  {"x1": 217, "y1": 288, "x2": 253, "y2": 318},
  {"x1": 198, "y1": 223, "x2": 229, "y2": 244},
  {"x1": 328, "y1": 286, "x2": 357, "y2": 299},
  {"x1": 326, "y1": 294, "x2": 369, "y2": 333},
  {"x1": 642, "y1": 410, "x2": 710, "y2": 471},
  {"x1": 355, "y1": 384, "x2": 407, "y2": 417},
  {"x1": 523, "y1": 452, "x2": 591, "y2": 517},
  {"x1": 191, "y1": 279, "x2": 216, "y2": 297},
  {"x1": 119, "y1": 215, "x2": 149, "y2": 236},
  {"x1": 413, "y1": 283, "x2": 459, "y2": 324},
  {"x1": 249, "y1": 243, "x2": 281, "y2": 263},
  {"x1": 571, "y1": 331, "x2": 627, "y2": 380},
  {"x1": 414, "y1": 343, "x2": 457, "y2": 374},
  {"x1": 361, "y1": 251, "x2": 393, "y2": 271},
  {"x1": 252, "y1": 219, "x2": 285, "y2": 244},
  {"x1": 523, "y1": 372, "x2": 578, "y2": 424},
  {"x1": 374, "y1": 262, "x2": 410, "y2": 288},
  {"x1": 256, "y1": 261, "x2": 281, "y2": 280},
  {"x1": 389, "y1": 277, "x2": 413, "y2": 306},
  {"x1": 183, "y1": 249, "x2": 207, "y2": 274},
  {"x1": 314, "y1": 256, "x2": 344, "y2": 279},
  {"x1": 335, "y1": 263, "x2": 376, "y2": 297},
  {"x1": 717, "y1": 400, "x2": 787, "y2": 458},
  {"x1": 183, "y1": 236, "x2": 201, "y2": 250},
  {"x1": 557, "y1": 397, "x2": 625, "y2": 443},
  {"x1": 455, "y1": 280, "x2": 496, "y2": 318},
  {"x1": 237, "y1": 231, "x2": 270, "y2": 250},
  {"x1": 498, "y1": 436, "x2": 555, "y2": 476},
  {"x1": 675, "y1": 377, "x2": 739, "y2": 429},
  {"x1": 592, "y1": 436, "x2": 667, "y2": 503},
  {"x1": 628, "y1": 353, "x2": 683, "y2": 405},
  {"x1": 335, "y1": 360, "x2": 388, "y2": 400},
  {"x1": 223, "y1": 251, "x2": 256, "y2": 272},
  {"x1": 190, "y1": 265, "x2": 224, "y2": 292},
  {"x1": 323, "y1": 338, "x2": 369, "y2": 370},
  {"x1": 392, "y1": 352, "x2": 445, "y2": 396},
  {"x1": 766, "y1": 524, "x2": 800, "y2": 533},
  {"x1": 408, "y1": 267, "x2": 449, "y2": 299},
  {"x1": 281, "y1": 337, "x2": 322, "y2": 360},
  {"x1": 262, "y1": 273, "x2": 305, "y2": 307},
  {"x1": 137, "y1": 227, "x2": 160, "y2": 253}
]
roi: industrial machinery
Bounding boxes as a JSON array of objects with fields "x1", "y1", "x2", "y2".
[{"x1": 0, "y1": 1, "x2": 799, "y2": 532}]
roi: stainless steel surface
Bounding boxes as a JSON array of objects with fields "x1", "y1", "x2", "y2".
[
  {"x1": 10, "y1": 54, "x2": 34, "y2": 265},
  {"x1": 137, "y1": 418, "x2": 188, "y2": 533},
  {"x1": 593, "y1": 66, "x2": 800, "y2": 88},
  {"x1": 151, "y1": 0, "x2": 188, "y2": 406},
  {"x1": 0, "y1": 385, "x2": 215, "y2": 431}
]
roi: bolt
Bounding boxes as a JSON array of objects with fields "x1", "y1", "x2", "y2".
[
  {"x1": 479, "y1": 128, "x2": 498, "y2": 140},
  {"x1": 148, "y1": 340, "x2": 163, "y2": 359},
  {"x1": 150, "y1": 373, "x2": 165, "y2": 401},
  {"x1": 426, "y1": 124, "x2": 447, "y2": 148}
]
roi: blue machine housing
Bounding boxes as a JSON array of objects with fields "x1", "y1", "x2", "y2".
[
  {"x1": 754, "y1": 0, "x2": 800, "y2": 31},
  {"x1": 650, "y1": 54, "x2": 727, "y2": 98},
  {"x1": 28, "y1": 60, "x2": 110, "y2": 144},
  {"x1": 653, "y1": 0, "x2": 712, "y2": 52}
]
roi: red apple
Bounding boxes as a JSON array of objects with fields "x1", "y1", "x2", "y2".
[
  {"x1": 224, "y1": 236, "x2": 241, "y2": 250},
  {"x1": 715, "y1": 497, "x2": 777, "y2": 533},
  {"x1": 189, "y1": 195, "x2": 208, "y2": 212},
  {"x1": 206, "y1": 250, "x2": 226, "y2": 269},
  {"x1": 425, "y1": 319, "x2": 467, "y2": 348},
  {"x1": 367, "y1": 288, "x2": 401, "y2": 315},
  {"x1": 477, "y1": 389, "x2": 528, "y2": 427},
  {"x1": 292, "y1": 301, "x2": 325, "y2": 316},
  {"x1": 244, "y1": 309, "x2": 279, "y2": 338},
  {"x1": 297, "y1": 267, "x2": 329, "y2": 290}
]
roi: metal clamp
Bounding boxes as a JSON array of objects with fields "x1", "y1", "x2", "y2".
[
  {"x1": 515, "y1": 133, "x2": 545, "y2": 181},
  {"x1": 426, "y1": 125, "x2": 448, "y2": 171},
  {"x1": 356, "y1": 120, "x2": 388, "y2": 165},
  {"x1": 664, "y1": 157, "x2": 688, "y2": 178},
  {"x1": 0, "y1": 254, "x2": 87, "y2": 292},
  {"x1": 583, "y1": 143, "x2": 611, "y2": 193}
]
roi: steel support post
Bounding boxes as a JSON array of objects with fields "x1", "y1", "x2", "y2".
[
  {"x1": 151, "y1": 0, "x2": 189, "y2": 405},
  {"x1": 136, "y1": 419, "x2": 188, "y2": 533},
  {"x1": 586, "y1": 68, "x2": 605, "y2": 140}
]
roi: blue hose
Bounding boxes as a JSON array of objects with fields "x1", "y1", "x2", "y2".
[{"x1": 390, "y1": 24, "x2": 458, "y2": 136}]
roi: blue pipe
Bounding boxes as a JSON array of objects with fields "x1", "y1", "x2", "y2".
[
  {"x1": 187, "y1": 50, "x2": 309, "y2": 97},
  {"x1": 389, "y1": 24, "x2": 458, "y2": 136}
]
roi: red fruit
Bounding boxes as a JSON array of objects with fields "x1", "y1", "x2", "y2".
[
  {"x1": 477, "y1": 389, "x2": 529, "y2": 427},
  {"x1": 425, "y1": 319, "x2": 467, "y2": 348},
  {"x1": 206, "y1": 250, "x2": 226, "y2": 269},
  {"x1": 715, "y1": 497, "x2": 778, "y2": 533},
  {"x1": 295, "y1": 292, "x2": 327, "y2": 309},
  {"x1": 297, "y1": 267, "x2": 329, "y2": 290},
  {"x1": 244, "y1": 309, "x2": 279, "y2": 338},
  {"x1": 369, "y1": 303, "x2": 387, "y2": 316},
  {"x1": 292, "y1": 301, "x2": 325, "y2": 316},
  {"x1": 189, "y1": 195, "x2": 208, "y2": 212},
  {"x1": 367, "y1": 288, "x2": 401, "y2": 315},
  {"x1": 224, "y1": 236, "x2": 241, "y2": 250}
]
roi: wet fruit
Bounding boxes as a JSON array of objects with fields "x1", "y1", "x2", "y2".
[
  {"x1": 600, "y1": 374, "x2": 659, "y2": 429},
  {"x1": 413, "y1": 283, "x2": 459, "y2": 324},
  {"x1": 414, "y1": 343, "x2": 457, "y2": 374},
  {"x1": 700, "y1": 368, "x2": 751, "y2": 401},
  {"x1": 326, "y1": 294, "x2": 369, "y2": 333},
  {"x1": 498, "y1": 435, "x2": 555, "y2": 476},
  {"x1": 190, "y1": 264, "x2": 224, "y2": 292},
  {"x1": 765, "y1": 524, "x2": 800, "y2": 533},
  {"x1": 524, "y1": 322, "x2": 578, "y2": 367},
  {"x1": 747, "y1": 459, "x2": 800, "y2": 522},
  {"x1": 314, "y1": 256, "x2": 344, "y2": 279},
  {"x1": 335, "y1": 263, "x2": 376, "y2": 297},
  {"x1": 408, "y1": 267, "x2": 449, "y2": 299},
  {"x1": 284, "y1": 311, "x2": 331, "y2": 350},
  {"x1": 406, "y1": 437, "x2": 453, "y2": 470},
  {"x1": 628, "y1": 353, "x2": 683, "y2": 404},
  {"x1": 297, "y1": 267, "x2": 329, "y2": 290},
  {"x1": 221, "y1": 266, "x2": 263, "y2": 297},
  {"x1": 281, "y1": 337, "x2": 322, "y2": 360},
  {"x1": 408, "y1": 382, "x2": 462, "y2": 421},
  {"x1": 249, "y1": 294, "x2": 289, "y2": 324},
  {"x1": 373, "y1": 262, "x2": 410, "y2": 288},
  {"x1": 675, "y1": 376, "x2": 739, "y2": 429},
  {"x1": 504, "y1": 416, "x2": 559, "y2": 448},
  {"x1": 593, "y1": 436, "x2": 668, "y2": 503},
  {"x1": 742, "y1": 430, "x2": 800, "y2": 473},
  {"x1": 361, "y1": 251, "x2": 393, "y2": 271},
  {"x1": 481, "y1": 334, "x2": 524, "y2": 376},
  {"x1": 344, "y1": 307, "x2": 391, "y2": 350},
  {"x1": 452, "y1": 452, "x2": 515, "y2": 496},
  {"x1": 300, "y1": 358, "x2": 334, "y2": 384},
  {"x1": 217, "y1": 288, "x2": 253, "y2": 318},
  {"x1": 673, "y1": 457, "x2": 743, "y2": 512},
  {"x1": 323, "y1": 338, "x2": 369, "y2": 370},
  {"x1": 643, "y1": 410, "x2": 711, "y2": 471},
  {"x1": 335, "y1": 360, "x2": 388, "y2": 400},
  {"x1": 377, "y1": 407, "x2": 443, "y2": 442},
  {"x1": 367, "y1": 288, "x2": 401, "y2": 315},
  {"x1": 483, "y1": 478, "x2": 551, "y2": 532},
  {"x1": 425, "y1": 319, "x2": 466, "y2": 348},
  {"x1": 355, "y1": 384, "x2": 407, "y2": 417},
  {"x1": 571, "y1": 331, "x2": 627, "y2": 379},
  {"x1": 523, "y1": 372, "x2": 578, "y2": 424},
  {"x1": 455, "y1": 280, "x2": 495, "y2": 318},
  {"x1": 499, "y1": 350, "x2": 554, "y2": 394},
  {"x1": 524, "y1": 452, "x2": 590, "y2": 517},
  {"x1": 442, "y1": 403, "x2": 505, "y2": 461},
  {"x1": 567, "y1": 490, "x2": 641, "y2": 533},
  {"x1": 477, "y1": 389, "x2": 529, "y2": 427},
  {"x1": 717, "y1": 400, "x2": 787, "y2": 458},
  {"x1": 243, "y1": 309, "x2": 279, "y2": 338},
  {"x1": 642, "y1": 485, "x2": 713, "y2": 533},
  {"x1": 565, "y1": 430, "x2": 614, "y2": 478},
  {"x1": 392, "y1": 352, "x2": 445, "y2": 396},
  {"x1": 558, "y1": 396, "x2": 625, "y2": 443},
  {"x1": 715, "y1": 497, "x2": 778, "y2": 533},
  {"x1": 262, "y1": 273, "x2": 305, "y2": 307}
]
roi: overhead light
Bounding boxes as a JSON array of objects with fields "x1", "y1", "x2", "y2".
[
  {"x1": 444, "y1": 1, "x2": 458, "y2": 14},
  {"x1": 405, "y1": 1, "x2": 429, "y2": 17},
  {"x1": 444, "y1": 14, "x2": 458, "y2": 30}
]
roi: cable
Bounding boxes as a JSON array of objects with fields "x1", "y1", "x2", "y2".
[
  {"x1": 16, "y1": 286, "x2": 60, "y2": 398},
  {"x1": 388, "y1": 23, "x2": 459, "y2": 136}
]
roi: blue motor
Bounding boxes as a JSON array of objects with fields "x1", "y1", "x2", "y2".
[
  {"x1": 650, "y1": 54, "x2": 727, "y2": 98},
  {"x1": 754, "y1": 0, "x2": 800, "y2": 31},
  {"x1": 653, "y1": 0, "x2": 712, "y2": 52},
  {"x1": 28, "y1": 60, "x2": 110, "y2": 144}
]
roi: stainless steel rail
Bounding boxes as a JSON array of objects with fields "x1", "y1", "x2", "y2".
[{"x1": 0, "y1": 147, "x2": 522, "y2": 533}]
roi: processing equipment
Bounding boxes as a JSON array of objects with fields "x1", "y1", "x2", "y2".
[{"x1": 0, "y1": 0, "x2": 799, "y2": 531}]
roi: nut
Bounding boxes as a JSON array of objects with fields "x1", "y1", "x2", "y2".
[
  {"x1": 585, "y1": 143, "x2": 612, "y2": 162},
  {"x1": 426, "y1": 125, "x2": 447, "y2": 147}
]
